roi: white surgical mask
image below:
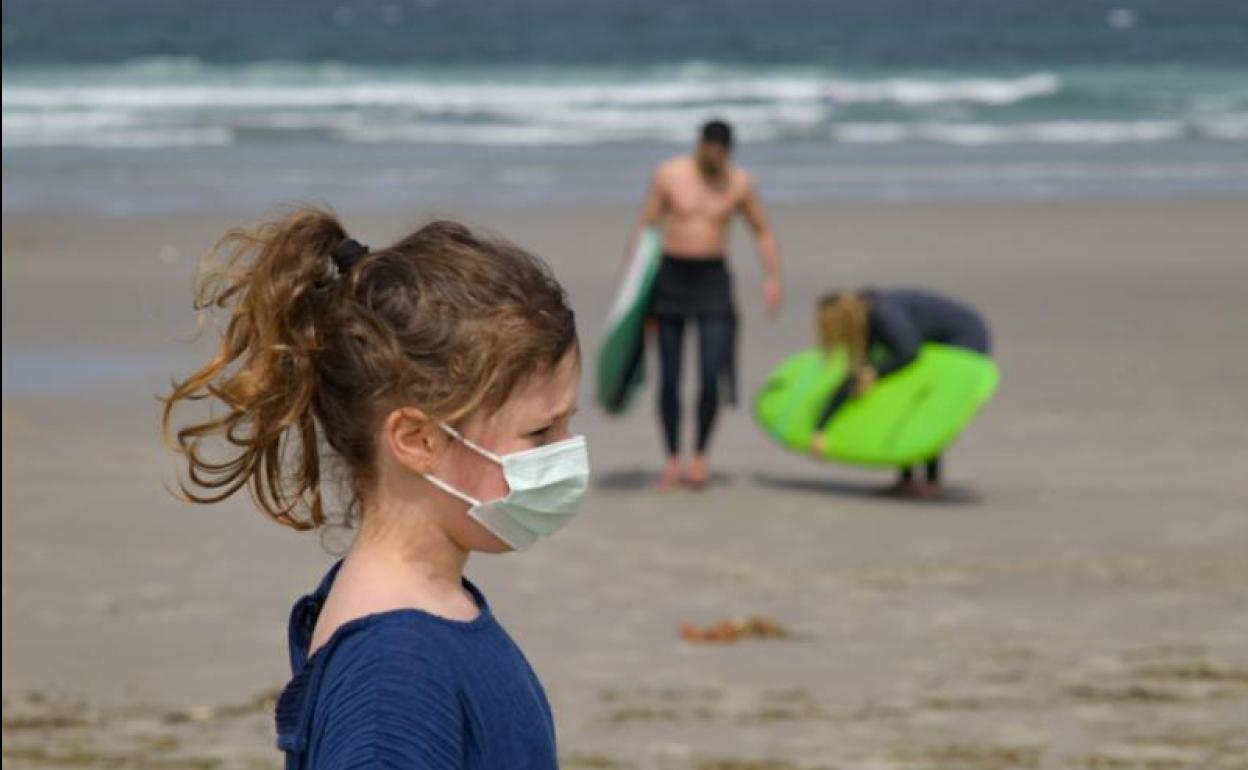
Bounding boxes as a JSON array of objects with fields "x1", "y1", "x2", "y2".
[{"x1": 423, "y1": 422, "x2": 589, "y2": 550}]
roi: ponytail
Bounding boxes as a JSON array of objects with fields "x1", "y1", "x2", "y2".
[{"x1": 161, "y1": 208, "x2": 347, "y2": 530}]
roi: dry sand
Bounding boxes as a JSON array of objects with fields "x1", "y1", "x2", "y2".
[{"x1": 4, "y1": 200, "x2": 1247, "y2": 769}]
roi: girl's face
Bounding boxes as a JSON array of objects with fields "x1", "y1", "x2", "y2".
[{"x1": 432, "y1": 348, "x2": 582, "y2": 552}]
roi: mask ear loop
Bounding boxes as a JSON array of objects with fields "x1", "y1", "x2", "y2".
[
  {"x1": 437, "y1": 421, "x2": 504, "y2": 464},
  {"x1": 422, "y1": 471, "x2": 481, "y2": 507},
  {"x1": 420, "y1": 421, "x2": 504, "y2": 507}
]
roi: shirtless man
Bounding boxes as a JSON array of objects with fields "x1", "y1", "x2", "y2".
[{"x1": 630, "y1": 119, "x2": 782, "y2": 490}]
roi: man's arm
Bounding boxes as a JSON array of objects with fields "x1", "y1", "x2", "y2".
[
  {"x1": 625, "y1": 168, "x2": 666, "y2": 267},
  {"x1": 740, "y1": 176, "x2": 782, "y2": 318}
]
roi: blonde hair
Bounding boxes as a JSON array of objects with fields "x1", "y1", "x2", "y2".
[
  {"x1": 816, "y1": 291, "x2": 869, "y2": 372},
  {"x1": 161, "y1": 207, "x2": 577, "y2": 531}
]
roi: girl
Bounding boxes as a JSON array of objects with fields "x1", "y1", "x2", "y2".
[
  {"x1": 163, "y1": 209, "x2": 586, "y2": 769},
  {"x1": 811, "y1": 288, "x2": 991, "y2": 498}
]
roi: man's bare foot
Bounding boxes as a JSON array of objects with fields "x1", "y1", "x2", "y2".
[
  {"x1": 656, "y1": 458, "x2": 684, "y2": 491},
  {"x1": 685, "y1": 455, "x2": 710, "y2": 490}
]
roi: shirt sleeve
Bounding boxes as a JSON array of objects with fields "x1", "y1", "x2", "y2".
[
  {"x1": 315, "y1": 627, "x2": 464, "y2": 770},
  {"x1": 869, "y1": 299, "x2": 921, "y2": 378}
]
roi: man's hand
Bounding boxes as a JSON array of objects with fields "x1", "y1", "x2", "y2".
[
  {"x1": 740, "y1": 176, "x2": 782, "y2": 320},
  {"x1": 763, "y1": 276, "x2": 783, "y2": 319}
]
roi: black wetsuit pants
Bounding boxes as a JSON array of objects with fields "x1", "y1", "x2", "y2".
[
  {"x1": 901, "y1": 457, "x2": 942, "y2": 484},
  {"x1": 650, "y1": 255, "x2": 737, "y2": 456},
  {"x1": 657, "y1": 314, "x2": 734, "y2": 455}
]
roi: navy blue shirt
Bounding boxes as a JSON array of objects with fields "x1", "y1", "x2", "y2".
[{"x1": 275, "y1": 561, "x2": 557, "y2": 769}]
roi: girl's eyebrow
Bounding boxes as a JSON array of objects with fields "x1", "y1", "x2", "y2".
[
  {"x1": 537, "y1": 405, "x2": 579, "y2": 426},
  {"x1": 526, "y1": 409, "x2": 571, "y2": 437}
]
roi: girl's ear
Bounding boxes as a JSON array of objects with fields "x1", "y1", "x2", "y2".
[{"x1": 381, "y1": 407, "x2": 448, "y2": 475}]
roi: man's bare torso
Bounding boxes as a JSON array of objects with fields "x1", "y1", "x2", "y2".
[{"x1": 656, "y1": 155, "x2": 751, "y2": 258}]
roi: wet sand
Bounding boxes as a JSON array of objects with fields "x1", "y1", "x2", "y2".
[{"x1": 4, "y1": 200, "x2": 1247, "y2": 768}]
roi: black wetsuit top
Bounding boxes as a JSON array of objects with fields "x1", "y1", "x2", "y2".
[
  {"x1": 816, "y1": 289, "x2": 990, "y2": 429},
  {"x1": 649, "y1": 253, "x2": 736, "y2": 319}
]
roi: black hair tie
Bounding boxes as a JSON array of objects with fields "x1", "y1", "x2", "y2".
[{"x1": 330, "y1": 238, "x2": 369, "y2": 277}]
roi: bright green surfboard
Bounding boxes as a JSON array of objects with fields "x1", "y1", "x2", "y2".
[
  {"x1": 597, "y1": 228, "x2": 662, "y2": 414},
  {"x1": 755, "y1": 343, "x2": 999, "y2": 467}
]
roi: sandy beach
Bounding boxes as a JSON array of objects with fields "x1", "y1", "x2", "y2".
[{"x1": 3, "y1": 199, "x2": 1247, "y2": 768}]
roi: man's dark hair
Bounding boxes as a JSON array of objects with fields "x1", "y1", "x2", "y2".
[{"x1": 700, "y1": 119, "x2": 733, "y2": 148}]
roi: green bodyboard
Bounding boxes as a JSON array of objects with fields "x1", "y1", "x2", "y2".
[
  {"x1": 755, "y1": 343, "x2": 999, "y2": 467},
  {"x1": 596, "y1": 228, "x2": 661, "y2": 414}
]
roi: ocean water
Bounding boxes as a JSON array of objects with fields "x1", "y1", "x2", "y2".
[{"x1": 3, "y1": 0, "x2": 1247, "y2": 211}]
